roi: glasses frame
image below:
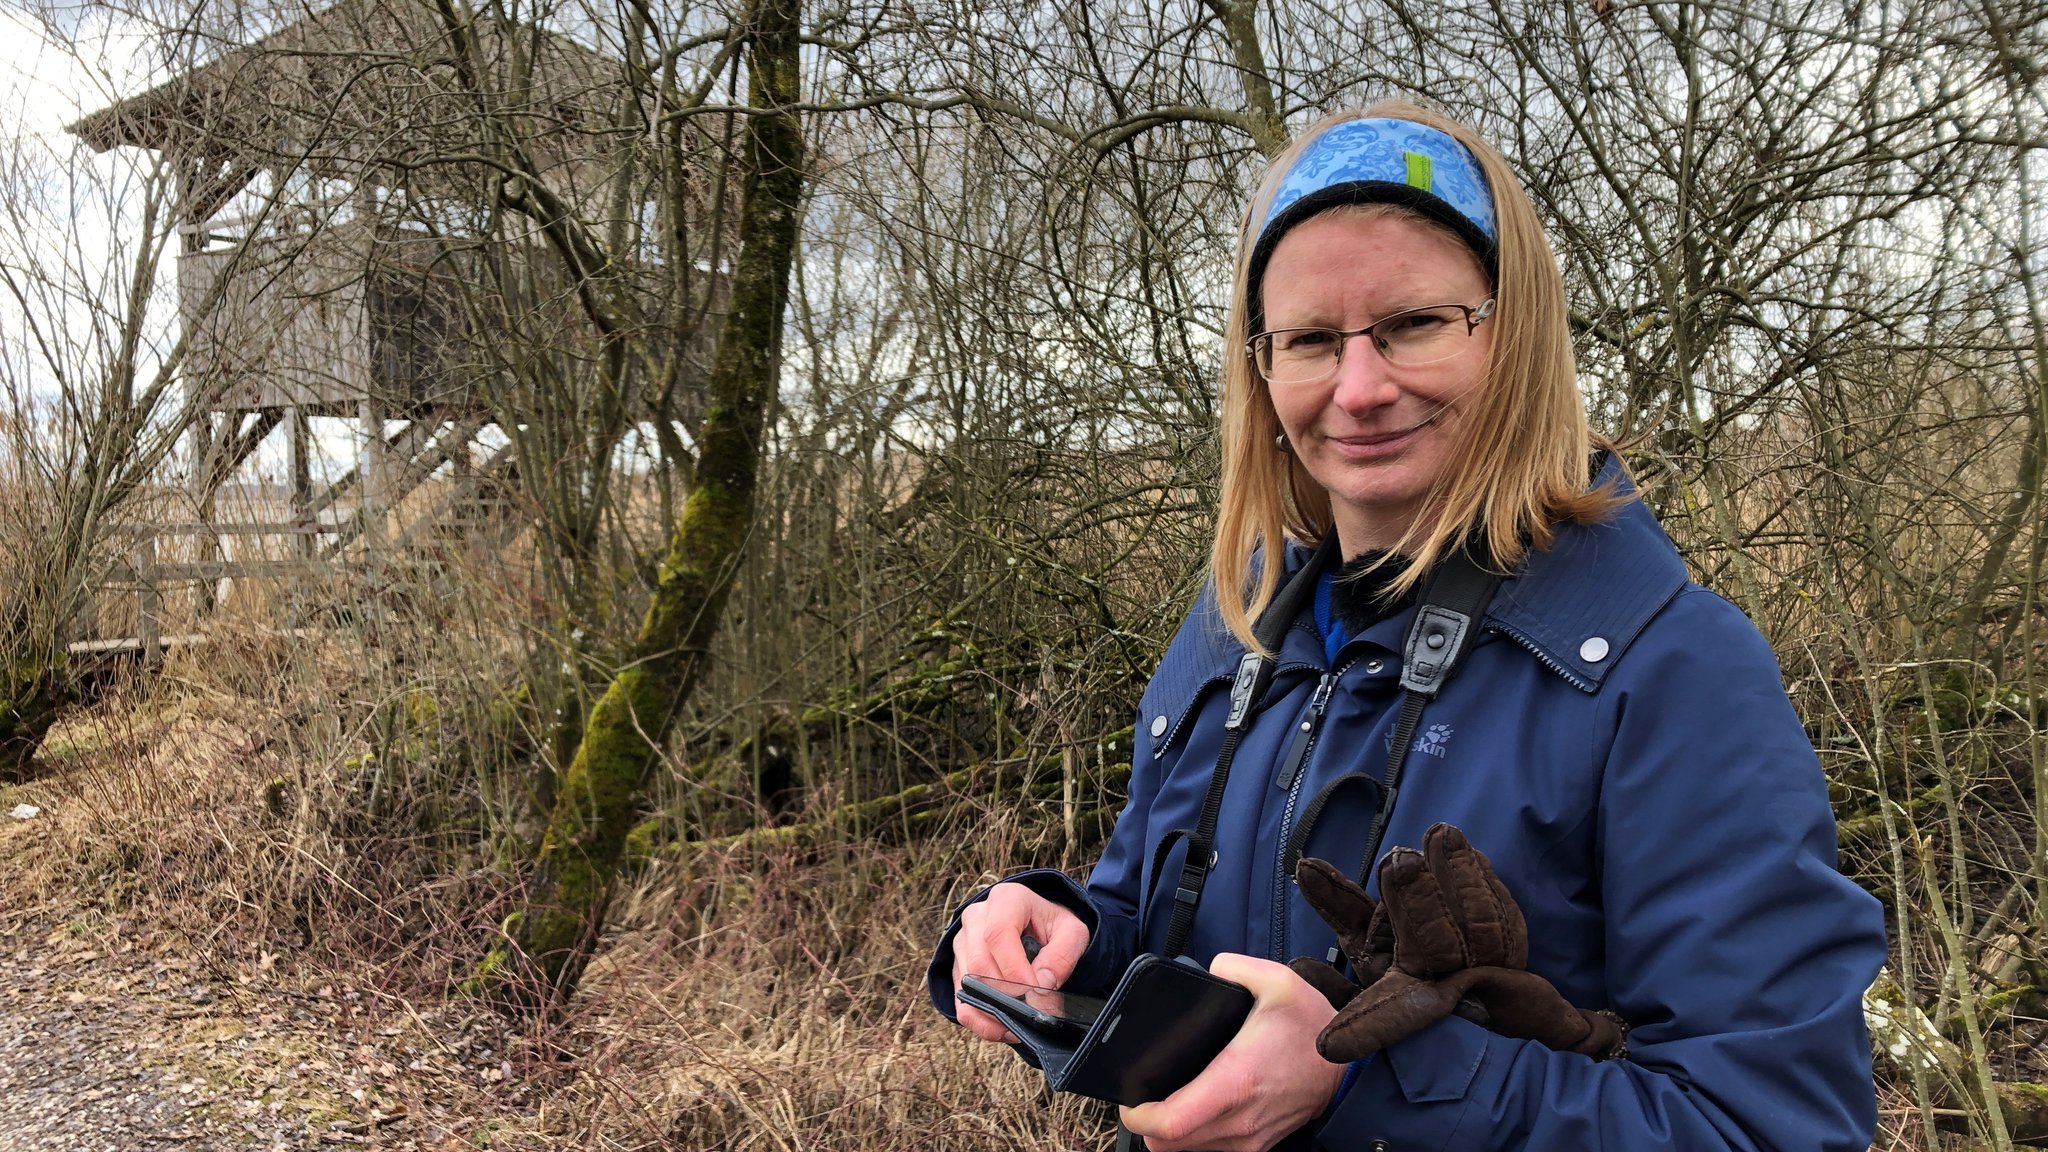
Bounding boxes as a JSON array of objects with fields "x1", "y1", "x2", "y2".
[{"x1": 1247, "y1": 298, "x2": 1497, "y2": 384}]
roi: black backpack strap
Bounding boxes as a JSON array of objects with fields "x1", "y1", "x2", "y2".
[
  {"x1": 1151, "y1": 534, "x2": 1335, "y2": 958},
  {"x1": 1280, "y1": 548, "x2": 1502, "y2": 886}
]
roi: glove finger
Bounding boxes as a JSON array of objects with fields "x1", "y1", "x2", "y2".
[
  {"x1": 1315, "y1": 970, "x2": 1462, "y2": 1063},
  {"x1": 1575, "y1": 1009, "x2": 1627, "y2": 1060},
  {"x1": 1440, "y1": 966, "x2": 1595, "y2": 1051},
  {"x1": 1423, "y1": 822, "x2": 1526, "y2": 969},
  {"x1": 1296, "y1": 857, "x2": 1384, "y2": 972},
  {"x1": 1355, "y1": 906, "x2": 1396, "y2": 982},
  {"x1": 1379, "y1": 846, "x2": 1469, "y2": 977},
  {"x1": 1288, "y1": 956, "x2": 1360, "y2": 1010},
  {"x1": 1366, "y1": 902, "x2": 1396, "y2": 957}
]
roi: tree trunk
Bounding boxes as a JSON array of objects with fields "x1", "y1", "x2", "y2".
[
  {"x1": 0, "y1": 658, "x2": 64, "y2": 781},
  {"x1": 473, "y1": 0, "x2": 806, "y2": 1008}
]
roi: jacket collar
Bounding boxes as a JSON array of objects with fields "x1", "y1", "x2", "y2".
[
  {"x1": 1273, "y1": 454, "x2": 1688, "y2": 692},
  {"x1": 1484, "y1": 455, "x2": 1690, "y2": 692},
  {"x1": 1163, "y1": 456, "x2": 1690, "y2": 698}
]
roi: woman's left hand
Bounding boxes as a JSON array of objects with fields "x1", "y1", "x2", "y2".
[{"x1": 1119, "y1": 953, "x2": 1346, "y2": 1152}]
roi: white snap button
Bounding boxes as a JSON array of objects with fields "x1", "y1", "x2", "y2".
[
  {"x1": 1365, "y1": 658, "x2": 1385, "y2": 674},
  {"x1": 1580, "y1": 636, "x2": 1610, "y2": 663},
  {"x1": 1150, "y1": 715, "x2": 1169, "y2": 738}
]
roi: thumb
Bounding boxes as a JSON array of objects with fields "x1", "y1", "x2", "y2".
[
  {"x1": 1205, "y1": 952, "x2": 1294, "y2": 999},
  {"x1": 1026, "y1": 906, "x2": 1091, "y2": 987}
]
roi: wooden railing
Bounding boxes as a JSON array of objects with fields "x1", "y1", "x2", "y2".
[{"x1": 72, "y1": 521, "x2": 432, "y2": 662}]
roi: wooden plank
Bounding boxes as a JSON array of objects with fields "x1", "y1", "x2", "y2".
[
  {"x1": 153, "y1": 521, "x2": 329, "y2": 536},
  {"x1": 104, "y1": 558, "x2": 438, "y2": 583},
  {"x1": 68, "y1": 627, "x2": 323, "y2": 658},
  {"x1": 67, "y1": 633, "x2": 210, "y2": 656}
]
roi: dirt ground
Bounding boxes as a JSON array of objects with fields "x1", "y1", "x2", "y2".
[{"x1": 0, "y1": 909, "x2": 533, "y2": 1152}]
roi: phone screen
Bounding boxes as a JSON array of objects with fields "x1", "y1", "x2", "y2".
[{"x1": 962, "y1": 975, "x2": 1107, "y2": 1030}]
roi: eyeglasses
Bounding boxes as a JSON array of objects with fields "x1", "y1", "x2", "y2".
[{"x1": 1247, "y1": 299, "x2": 1497, "y2": 385}]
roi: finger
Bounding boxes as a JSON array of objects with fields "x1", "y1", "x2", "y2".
[
  {"x1": 1024, "y1": 905, "x2": 1091, "y2": 987},
  {"x1": 1379, "y1": 847, "x2": 1467, "y2": 977},
  {"x1": 1295, "y1": 857, "x2": 1382, "y2": 969},
  {"x1": 1120, "y1": 1061, "x2": 1241, "y2": 1152},
  {"x1": 1205, "y1": 950, "x2": 1296, "y2": 997},
  {"x1": 1128, "y1": 955, "x2": 1342, "y2": 1152},
  {"x1": 1287, "y1": 957, "x2": 1359, "y2": 1009},
  {"x1": 1441, "y1": 966, "x2": 1589, "y2": 1047},
  {"x1": 952, "y1": 1000, "x2": 1021, "y2": 1045},
  {"x1": 964, "y1": 905, "x2": 1040, "y2": 987},
  {"x1": 1424, "y1": 823, "x2": 1523, "y2": 968},
  {"x1": 1316, "y1": 969, "x2": 1459, "y2": 1062}
]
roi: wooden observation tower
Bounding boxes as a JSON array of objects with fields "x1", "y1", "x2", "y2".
[{"x1": 68, "y1": 0, "x2": 725, "y2": 646}]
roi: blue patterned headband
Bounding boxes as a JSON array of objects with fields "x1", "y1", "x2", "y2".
[{"x1": 1248, "y1": 118, "x2": 1499, "y2": 316}]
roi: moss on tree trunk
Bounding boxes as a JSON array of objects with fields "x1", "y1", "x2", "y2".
[{"x1": 472, "y1": 0, "x2": 806, "y2": 1007}]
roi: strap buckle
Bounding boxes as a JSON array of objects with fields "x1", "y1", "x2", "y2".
[
  {"x1": 1401, "y1": 605, "x2": 1473, "y2": 696},
  {"x1": 1225, "y1": 652, "x2": 1271, "y2": 730}
]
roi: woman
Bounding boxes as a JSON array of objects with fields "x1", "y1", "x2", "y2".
[{"x1": 928, "y1": 102, "x2": 1885, "y2": 1152}]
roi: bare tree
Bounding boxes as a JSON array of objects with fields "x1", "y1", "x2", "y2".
[{"x1": 0, "y1": 4, "x2": 307, "y2": 774}]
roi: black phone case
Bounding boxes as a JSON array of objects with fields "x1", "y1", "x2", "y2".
[{"x1": 957, "y1": 953, "x2": 1254, "y2": 1106}]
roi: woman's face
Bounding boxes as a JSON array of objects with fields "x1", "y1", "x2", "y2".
[{"x1": 1258, "y1": 211, "x2": 1494, "y2": 556}]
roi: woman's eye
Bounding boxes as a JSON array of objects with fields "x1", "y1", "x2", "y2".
[
  {"x1": 1277, "y1": 330, "x2": 1336, "y2": 352},
  {"x1": 1386, "y1": 311, "x2": 1450, "y2": 334}
]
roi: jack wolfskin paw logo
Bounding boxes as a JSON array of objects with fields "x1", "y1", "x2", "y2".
[{"x1": 1414, "y1": 723, "x2": 1454, "y2": 758}]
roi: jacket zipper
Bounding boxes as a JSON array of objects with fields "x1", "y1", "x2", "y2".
[
  {"x1": 1151, "y1": 659, "x2": 1324, "y2": 762},
  {"x1": 1488, "y1": 622, "x2": 1596, "y2": 691},
  {"x1": 1269, "y1": 670, "x2": 1338, "y2": 959}
]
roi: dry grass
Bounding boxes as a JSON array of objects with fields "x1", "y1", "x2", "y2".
[
  {"x1": 484, "y1": 851, "x2": 1117, "y2": 1151},
  {"x1": 0, "y1": 636, "x2": 1122, "y2": 1150}
]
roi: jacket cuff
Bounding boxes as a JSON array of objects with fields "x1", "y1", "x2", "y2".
[{"x1": 925, "y1": 868, "x2": 1102, "y2": 1020}]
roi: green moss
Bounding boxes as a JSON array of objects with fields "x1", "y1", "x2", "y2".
[
  {"x1": 624, "y1": 816, "x2": 663, "y2": 867},
  {"x1": 457, "y1": 927, "x2": 521, "y2": 1000},
  {"x1": 1996, "y1": 1080, "x2": 2048, "y2": 1143},
  {"x1": 263, "y1": 776, "x2": 291, "y2": 817}
]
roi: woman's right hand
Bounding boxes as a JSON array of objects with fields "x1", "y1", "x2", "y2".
[{"x1": 951, "y1": 882, "x2": 1092, "y2": 1043}]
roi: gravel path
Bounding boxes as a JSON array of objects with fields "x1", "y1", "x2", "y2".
[{"x1": 0, "y1": 919, "x2": 522, "y2": 1151}]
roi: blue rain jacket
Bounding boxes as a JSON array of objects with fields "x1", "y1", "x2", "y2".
[{"x1": 929, "y1": 459, "x2": 1885, "y2": 1151}]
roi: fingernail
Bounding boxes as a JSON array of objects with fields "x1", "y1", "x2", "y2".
[{"x1": 1035, "y1": 967, "x2": 1057, "y2": 987}]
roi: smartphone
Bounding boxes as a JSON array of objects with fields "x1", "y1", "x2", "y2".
[
  {"x1": 961, "y1": 954, "x2": 1254, "y2": 1106},
  {"x1": 1057, "y1": 954, "x2": 1254, "y2": 1105},
  {"x1": 960, "y1": 974, "x2": 1106, "y2": 1037}
]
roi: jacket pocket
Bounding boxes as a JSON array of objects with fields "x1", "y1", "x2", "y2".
[{"x1": 1385, "y1": 1014, "x2": 1489, "y2": 1103}]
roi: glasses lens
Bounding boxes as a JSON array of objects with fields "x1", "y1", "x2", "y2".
[
  {"x1": 1376, "y1": 305, "x2": 1476, "y2": 367},
  {"x1": 1257, "y1": 328, "x2": 1341, "y2": 384}
]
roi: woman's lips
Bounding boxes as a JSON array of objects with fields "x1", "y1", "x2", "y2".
[{"x1": 1325, "y1": 424, "x2": 1424, "y2": 459}]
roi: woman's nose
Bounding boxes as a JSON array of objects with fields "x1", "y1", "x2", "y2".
[{"x1": 1330, "y1": 334, "x2": 1401, "y2": 413}]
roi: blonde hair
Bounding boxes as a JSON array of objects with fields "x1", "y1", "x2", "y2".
[{"x1": 1211, "y1": 100, "x2": 1620, "y2": 653}]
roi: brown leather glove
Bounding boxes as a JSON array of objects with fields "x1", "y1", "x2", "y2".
[
  {"x1": 1295, "y1": 822, "x2": 1627, "y2": 1063},
  {"x1": 1286, "y1": 853, "x2": 1395, "y2": 1010}
]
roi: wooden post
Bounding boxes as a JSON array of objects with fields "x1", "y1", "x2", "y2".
[
  {"x1": 289, "y1": 405, "x2": 312, "y2": 559},
  {"x1": 133, "y1": 535, "x2": 160, "y2": 667},
  {"x1": 360, "y1": 396, "x2": 385, "y2": 549},
  {"x1": 360, "y1": 396, "x2": 384, "y2": 623}
]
